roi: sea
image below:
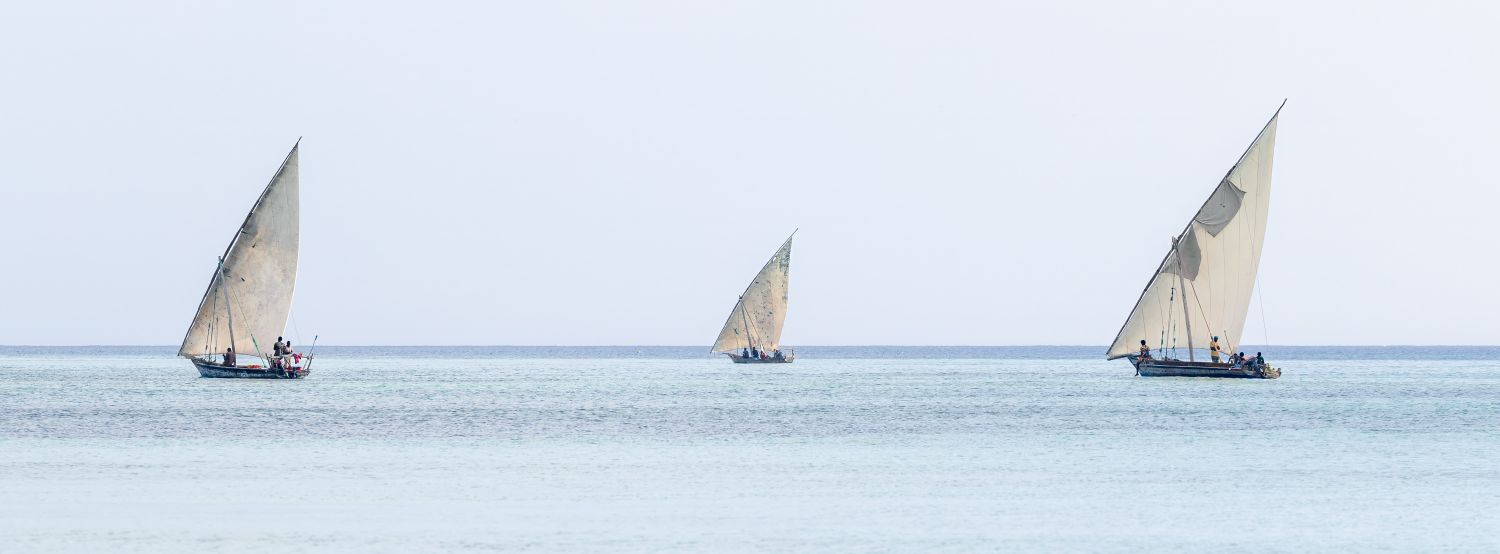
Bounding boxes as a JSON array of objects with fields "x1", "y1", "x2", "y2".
[{"x1": 2, "y1": 346, "x2": 1497, "y2": 552}]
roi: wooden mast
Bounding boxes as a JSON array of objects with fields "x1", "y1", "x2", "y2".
[
  {"x1": 217, "y1": 257, "x2": 236, "y2": 360},
  {"x1": 1172, "y1": 238, "x2": 1195, "y2": 362}
]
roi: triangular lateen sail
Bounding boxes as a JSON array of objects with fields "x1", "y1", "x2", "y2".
[
  {"x1": 1107, "y1": 105, "x2": 1281, "y2": 360},
  {"x1": 179, "y1": 142, "x2": 301, "y2": 358},
  {"x1": 712, "y1": 232, "x2": 794, "y2": 353}
]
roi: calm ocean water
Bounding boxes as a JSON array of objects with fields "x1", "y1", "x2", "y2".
[{"x1": 2, "y1": 346, "x2": 1497, "y2": 552}]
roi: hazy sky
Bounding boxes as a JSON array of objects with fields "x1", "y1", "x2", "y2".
[{"x1": 2, "y1": 1, "x2": 1496, "y2": 345}]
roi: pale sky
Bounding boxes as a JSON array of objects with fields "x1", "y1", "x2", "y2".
[{"x1": 1, "y1": 1, "x2": 1496, "y2": 345}]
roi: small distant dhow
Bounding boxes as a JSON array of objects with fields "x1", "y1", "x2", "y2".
[
  {"x1": 1107, "y1": 104, "x2": 1284, "y2": 379},
  {"x1": 179, "y1": 141, "x2": 313, "y2": 379},
  {"x1": 712, "y1": 231, "x2": 796, "y2": 363}
]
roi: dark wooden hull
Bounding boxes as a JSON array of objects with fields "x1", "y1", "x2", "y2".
[
  {"x1": 1130, "y1": 356, "x2": 1279, "y2": 379},
  {"x1": 725, "y1": 353, "x2": 794, "y2": 364},
  {"x1": 192, "y1": 358, "x2": 308, "y2": 379}
]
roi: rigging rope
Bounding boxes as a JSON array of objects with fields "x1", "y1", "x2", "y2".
[
  {"x1": 1185, "y1": 279, "x2": 1218, "y2": 354},
  {"x1": 205, "y1": 275, "x2": 218, "y2": 357},
  {"x1": 1167, "y1": 285, "x2": 1178, "y2": 359},
  {"x1": 291, "y1": 306, "x2": 303, "y2": 346},
  {"x1": 222, "y1": 278, "x2": 268, "y2": 362},
  {"x1": 1255, "y1": 279, "x2": 1270, "y2": 347}
]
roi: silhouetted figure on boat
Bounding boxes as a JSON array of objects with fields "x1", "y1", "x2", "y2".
[
  {"x1": 283, "y1": 342, "x2": 298, "y2": 375},
  {"x1": 1138, "y1": 340, "x2": 1151, "y2": 360},
  {"x1": 224, "y1": 347, "x2": 236, "y2": 367}
]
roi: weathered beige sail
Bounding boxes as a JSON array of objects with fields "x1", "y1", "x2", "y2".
[
  {"x1": 1107, "y1": 106, "x2": 1280, "y2": 360},
  {"x1": 179, "y1": 142, "x2": 300, "y2": 358},
  {"x1": 712, "y1": 233, "x2": 794, "y2": 353}
]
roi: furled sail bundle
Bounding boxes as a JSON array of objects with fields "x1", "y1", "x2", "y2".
[
  {"x1": 712, "y1": 233, "x2": 794, "y2": 354},
  {"x1": 179, "y1": 143, "x2": 300, "y2": 359},
  {"x1": 1106, "y1": 106, "x2": 1280, "y2": 360}
]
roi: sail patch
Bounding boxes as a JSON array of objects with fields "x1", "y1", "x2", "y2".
[
  {"x1": 1162, "y1": 228, "x2": 1202, "y2": 281},
  {"x1": 1194, "y1": 177, "x2": 1245, "y2": 236}
]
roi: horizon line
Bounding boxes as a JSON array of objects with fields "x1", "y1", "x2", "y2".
[{"x1": 5, "y1": 344, "x2": 1500, "y2": 348}]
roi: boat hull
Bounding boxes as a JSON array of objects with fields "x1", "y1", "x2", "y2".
[
  {"x1": 725, "y1": 353, "x2": 794, "y2": 364},
  {"x1": 192, "y1": 358, "x2": 308, "y2": 379},
  {"x1": 1130, "y1": 356, "x2": 1279, "y2": 379}
]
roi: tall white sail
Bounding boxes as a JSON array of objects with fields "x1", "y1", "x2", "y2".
[
  {"x1": 712, "y1": 232, "x2": 794, "y2": 353},
  {"x1": 179, "y1": 142, "x2": 301, "y2": 358},
  {"x1": 1107, "y1": 106, "x2": 1281, "y2": 360}
]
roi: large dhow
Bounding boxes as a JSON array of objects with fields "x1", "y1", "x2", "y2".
[
  {"x1": 711, "y1": 232, "x2": 796, "y2": 363},
  {"x1": 179, "y1": 141, "x2": 313, "y2": 378},
  {"x1": 1107, "y1": 104, "x2": 1284, "y2": 379}
]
